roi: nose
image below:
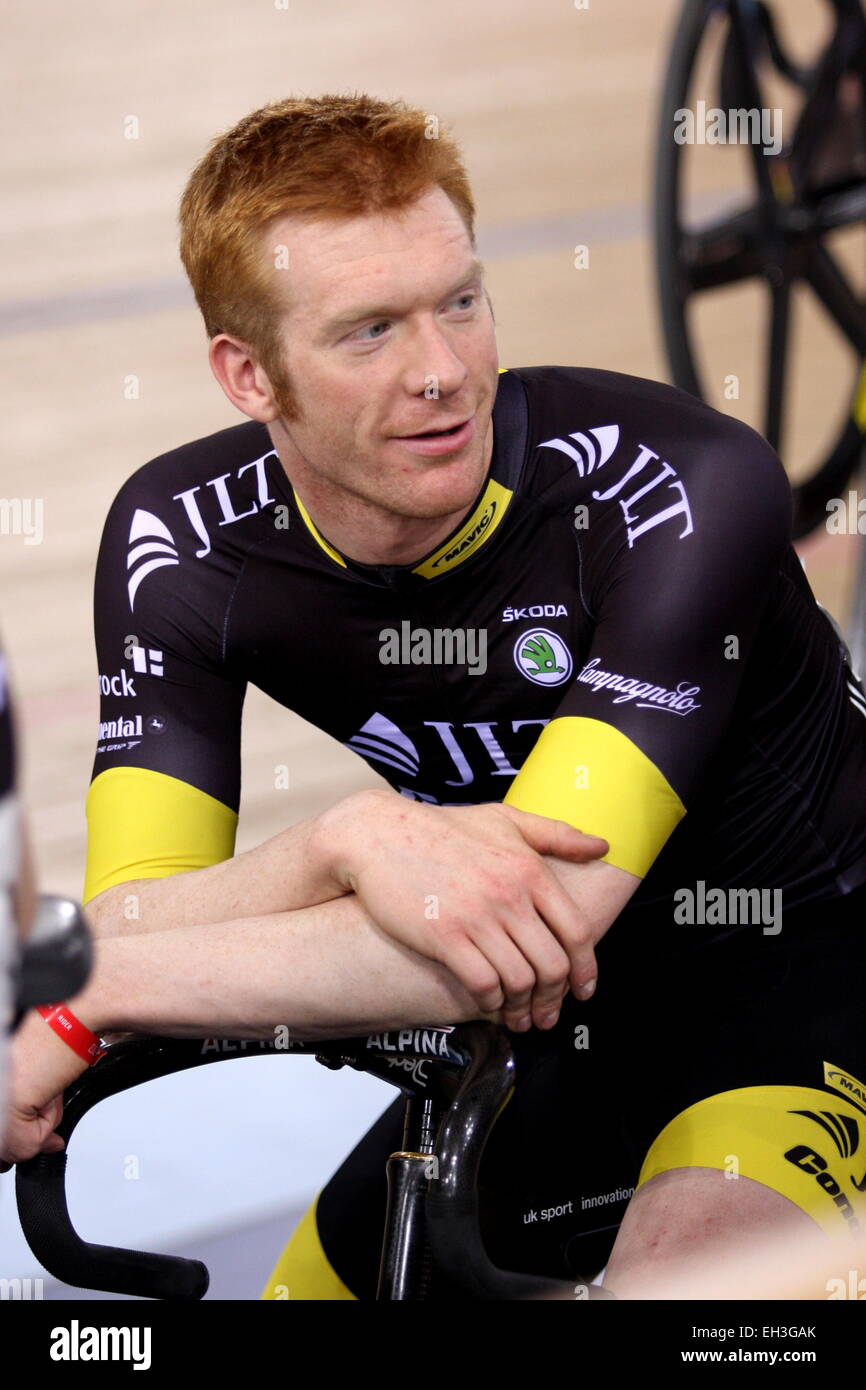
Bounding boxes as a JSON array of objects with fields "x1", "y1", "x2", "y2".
[{"x1": 402, "y1": 317, "x2": 469, "y2": 400}]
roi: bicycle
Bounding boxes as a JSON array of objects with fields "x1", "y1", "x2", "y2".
[
  {"x1": 656, "y1": 0, "x2": 866, "y2": 671},
  {"x1": 13, "y1": 915, "x2": 613, "y2": 1302}
]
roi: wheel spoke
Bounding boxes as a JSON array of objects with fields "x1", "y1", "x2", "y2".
[
  {"x1": 808, "y1": 177, "x2": 866, "y2": 236},
  {"x1": 681, "y1": 206, "x2": 764, "y2": 292},
  {"x1": 726, "y1": 1, "x2": 776, "y2": 206},
  {"x1": 787, "y1": 7, "x2": 866, "y2": 192},
  {"x1": 765, "y1": 277, "x2": 791, "y2": 452},
  {"x1": 804, "y1": 241, "x2": 866, "y2": 356}
]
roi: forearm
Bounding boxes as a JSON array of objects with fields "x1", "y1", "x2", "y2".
[
  {"x1": 84, "y1": 792, "x2": 376, "y2": 940},
  {"x1": 541, "y1": 854, "x2": 642, "y2": 940},
  {"x1": 72, "y1": 891, "x2": 490, "y2": 1041}
]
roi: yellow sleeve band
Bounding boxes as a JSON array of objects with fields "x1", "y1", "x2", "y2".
[
  {"x1": 503, "y1": 716, "x2": 685, "y2": 878},
  {"x1": 82, "y1": 765, "x2": 238, "y2": 905}
]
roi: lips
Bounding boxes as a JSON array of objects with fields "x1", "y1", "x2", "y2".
[
  {"x1": 391, "y1": 414, "x2": 477, "y2": 456},
  {"x1": 397, "y1": 418, "x2": 470, "y2": 438}
]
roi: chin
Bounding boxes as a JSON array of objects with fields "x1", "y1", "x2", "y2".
[{"x1": 410, "y1": 456, "x2": 487, "y2": 512}]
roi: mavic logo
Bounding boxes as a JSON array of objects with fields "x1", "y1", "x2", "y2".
[
  {"x1": 824, "y1": 1063, "x2": 866, "y2": 1116},
  {"x1": 344, "y1": 712, "x2": 421, "y2": 777},
  {"x1": 433, "y1": 501, "x2": 497, "y2": 568},
  {"x1": 127, "y1": 509, "x2": 179, "y2": 611},
  {"x1": 537, "y1": 424, "x2": 619, "y2": 478}
]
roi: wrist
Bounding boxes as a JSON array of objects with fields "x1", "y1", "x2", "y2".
[
  {"x1": 35, "y1": 1003, "x2": 107, "y2": 1065},
  {"x1": 66, "y1": 936, "x2": 120, "y2": 1036},
  {"x1": 309, "y1": 789, "x2": 387, "y2": 893},
  {"x1": 11, "y1": 1008, "x2": 91, "y2": 1101}
]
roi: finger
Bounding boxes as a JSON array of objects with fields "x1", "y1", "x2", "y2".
[
  {"x1": 436, "y1": 933, "x2": 506, "y2": 1015},
  {"x1": 494, "y1": 907, "x2": 571, "y2": 1028},
  {"x1": 530, "y1": 873, "x2": 599, "y2": 1002},
  {"x1": 497, "y1": 807, "x2": 608, "y2": 861},
  {"x1": 466, "y1": 923, "x2": 539, "y2": 1031},
  {"x1": 33, "y1": 1112, "x2": 65, "y2": 1149},
  {"x1": 38, "y1": 1096, "x2": 64, "y2": 1125}
]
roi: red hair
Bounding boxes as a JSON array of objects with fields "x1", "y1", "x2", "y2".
[{"x1": 178, "y1": 93, "x2": 476, "y2": 416}]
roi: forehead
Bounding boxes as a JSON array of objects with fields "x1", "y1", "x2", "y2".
[{"x1": 266, "y1": 185, "x2": 475, "y2": 320}]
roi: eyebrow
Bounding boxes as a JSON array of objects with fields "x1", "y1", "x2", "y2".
[{"x1": 320, "y1": 256, "x2": 485, "y2": 339}]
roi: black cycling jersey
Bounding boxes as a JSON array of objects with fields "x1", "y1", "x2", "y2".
[{"x1": 85, "y1": 366, "x2": 866, "y2": 917}]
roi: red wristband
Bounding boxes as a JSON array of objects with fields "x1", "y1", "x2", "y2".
[{"x1": 36, "y1": 1003, "x2": 107, "y2": 1065}]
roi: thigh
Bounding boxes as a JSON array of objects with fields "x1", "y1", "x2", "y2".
[{"x1": 620, "y1": 884, "x2": 866, "y2": 1242}]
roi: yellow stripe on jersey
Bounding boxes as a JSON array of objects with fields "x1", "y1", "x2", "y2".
[
  {"x1": 261, "y1": 1193, "x2": 358, "y2": 1301},
  {"x1": 82, "y1": 766, "x2": 238, "y2": 905},
  {"x1": 411, "y1": 477, "x2": 514, "y2": 579},
  {"x1": 503, "y1": 716, "x2": 685, "y2": 878},
  {"x1": 292, "y1": 491, "x2": 348, "y2": 568}
]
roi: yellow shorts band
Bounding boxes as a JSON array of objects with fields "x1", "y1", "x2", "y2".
[
  {"x1": 504, "y1": 716, "x2": 685, "y2": 877},
  {"x1": 637, "y1": 1077, "x2": 866, "y2": 1239},
  {"x1": 83, "y1": 765, "x2": 237, "y2": 904},
  {"x1": 261, "y1": 1193, "x2": 357, "y2": 1301}
]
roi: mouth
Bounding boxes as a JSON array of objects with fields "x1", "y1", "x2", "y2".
[
  {"x1": 391, "y1": 415, "x2": 476, "y2": 456},
  {"x1": 397, "y1": 417, "x2": 471, "y2": 439}
]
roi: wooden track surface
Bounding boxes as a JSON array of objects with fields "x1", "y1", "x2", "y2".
[{"x1": 1, "y1": 0, "x2": 861, "y2": 898}]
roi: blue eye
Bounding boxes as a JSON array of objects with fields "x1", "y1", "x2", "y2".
[
  {"x1": 357, "y1": 321, "x2": 390, "y2": 340},
  {"x1": 349, "y1": 291, "x2": 478, "y2": 343}
]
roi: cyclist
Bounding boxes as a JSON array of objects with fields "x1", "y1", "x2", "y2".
[{"x1": 4, "y1": 94, "x2": 866, "y2": 1299}]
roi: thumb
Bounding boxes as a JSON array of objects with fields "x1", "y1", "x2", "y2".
[
  {"x1": 33, "y1": 1111, "x2": 65, "y2": 1154},
  {"x1": 498, "y1": 806, "x2": 608, "y2": 859}
]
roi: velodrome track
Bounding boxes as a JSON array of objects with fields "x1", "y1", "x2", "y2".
[{"x1": 1, "y1": 0, "x2": 862, "y2": 1297}]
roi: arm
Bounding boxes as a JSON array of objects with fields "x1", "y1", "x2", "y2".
[
  {"x1": 78, "y1": 893, "x2": 492, "y2": 1041},
  {"x1": 502, "y1": 416, "x2": 792, "y2": 942},
  {"x1": 84, "y1": 813, "x2": 348, "y2": 940},
  {"x1": 0, "y1": 886, "x2": 496, "y2": 1169}
]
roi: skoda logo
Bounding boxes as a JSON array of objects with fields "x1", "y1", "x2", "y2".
[{"x1": 514, "y1": 628, "x2": 573, "y2": 687}]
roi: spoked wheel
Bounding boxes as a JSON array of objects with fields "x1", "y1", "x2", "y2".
[{"x1": 655, "y1": 0, "x2": 866, "y2": 538}]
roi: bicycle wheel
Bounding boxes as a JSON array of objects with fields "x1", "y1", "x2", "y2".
[{"x1": 655, "y1": 0, "x2": 866, "y2": 537}]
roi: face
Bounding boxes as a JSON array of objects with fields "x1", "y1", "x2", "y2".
[{"x1": 261, "y1": 185, "x2": 499, "y2": 533}]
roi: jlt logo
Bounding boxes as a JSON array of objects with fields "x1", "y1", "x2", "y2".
[
  {"x1": 345, "y1": 710, "x2": 550, "y2": 792},
  {"x1": 172, "y1": 450, "x2": 276, "y2": 558},
  {"x1": 539, "y1": 426, "x2": 694, "y2": 548},
  {"x1": 591, "y1": 443, "x2": 693, "y2": 548},
  {"x1": 126, "y1": 449, "x2": 277, "y2": 610}
]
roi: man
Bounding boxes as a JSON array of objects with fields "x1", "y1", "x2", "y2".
[{"x1": 5, "y1": 93, "x2": 866, "y2": 1300}]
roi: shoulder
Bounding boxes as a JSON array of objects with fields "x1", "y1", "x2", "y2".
[
  {"x1": 99, "y1": 418, "x2": 290, "y2": 565},
  {"x1": 507, "y1": 364, "x2": 791, "y2": 527},
  {"x1": 95, "y1": 419, "x2": 291, "y2": 627},
  {"x1": 509, "y1": 363, "x2": 774, "y2": 454},
  {"x1": 109, "y1": 418, "x2": 282, "y2": 514}
]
